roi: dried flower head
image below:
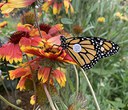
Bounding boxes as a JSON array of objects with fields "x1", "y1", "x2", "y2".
[
  {"x1": 73, "y1": 25, "x2": 83, "y2": 35},
  {"x1": 21, "y1": 11, "x2": 35, "y2": 25}
]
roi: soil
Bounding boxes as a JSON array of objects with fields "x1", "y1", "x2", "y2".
[{"x1": 0, "y1": 90, "x2": 33, "y2": 110}]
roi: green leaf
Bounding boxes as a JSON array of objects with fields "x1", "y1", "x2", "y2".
[{"x1": 61, "y1": 18, "x2": 73, "y2": 24}]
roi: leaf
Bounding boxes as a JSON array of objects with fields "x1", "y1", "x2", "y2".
[{"x1": 61, "y1": 18, "x2": 73, "y2": 24}]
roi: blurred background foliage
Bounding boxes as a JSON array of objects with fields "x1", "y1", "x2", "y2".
[{"x1": 0, "y1": 0, "x2": 128, "y2": 110}]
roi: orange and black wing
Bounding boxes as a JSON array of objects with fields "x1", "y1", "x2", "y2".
[{"x1": 60, "y1": 36, "x2": 119, "y2": 69}]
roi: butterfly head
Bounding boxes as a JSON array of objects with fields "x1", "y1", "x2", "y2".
[{"x1": 60, "y1": 35, "x2": 68, "y2": 49}]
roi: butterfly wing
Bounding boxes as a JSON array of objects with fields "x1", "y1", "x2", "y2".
[
  {"x1": 93, "y1": 37, "x2": 119, "y2": 58},
  {"x1": 65, "y1": 37, "x2": 101, "y2": 69},
  {"x1": 60, "y1": 36, "x2": 119, "y2": 70}
]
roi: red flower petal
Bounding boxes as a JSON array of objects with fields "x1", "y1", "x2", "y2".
[
  {"x1": 38, "y1": 67, "x2": 51, "y2": 83},
  {"x1": 0, "y1": 43, "x2": 22, "y2": 63},
  {"x1": 9, "y1": 67, "x2": 28, "y2": 80},
  {"x1": 52, "y1": 69, "x2": 66, "y2": 87}
]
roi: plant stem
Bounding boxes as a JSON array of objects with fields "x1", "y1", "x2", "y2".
[
  {"x1": 73, "y1": 65, "x2": 79, "y2": 96},
  {"x1": 33, "y1": 8, "x2": 42, "y2": 38},
  {"x1": 0, "y1": 95, "x2": 24, "y2": 110},
  {"x1": 4, "y1": 61, "x2": 15, "y2": 99},
  {"x1": 81, "y1": 68, "x2": 101, "y2": 110},
  {"x1": 25, "y1": 55, "x2": 37, "y2": 110},
  {"x1": 0, "y1": 76, "x2": 10, "y2": 97},
  {"x1": 43, "y1": 84, "x2": 56, "y2": 110}
]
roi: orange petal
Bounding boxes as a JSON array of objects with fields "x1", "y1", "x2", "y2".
[
  {"x1": 48, "y1": 24, "x2": 64, "y2": 35},
  {"x1": 9, "y1": 0, "x2": 36, "y2": 8},
  {"x1": 63, "y1": 0, "x2": 70, "y2": 13},
  {"x1": 52, "y1": 69, "x2": 66, "y2": 87},
  {"x1": 42, "y1": 2, "x2": 51, "y2": 12},
  {"x1": 9, "y1": 67, "x2": 28, "y2": 80},
  {"x1": 1, "y1": 3, "x2": 14, "y2": 14},
  {"x1": 0, "y1": 43, "x2": 22, "y2": 63},
  {"x1": 17, "y1": 23, "x2": 32, "y2": 32},
  {"x1": 53, "y1": 2, "x2": 58, "y2": 15},
  {"x1": 70, "y1": 4, "x2": 74, "y2": 14},
  {"x1": 38, "y1": 67, "x2": 51, "y2": 83},
  {"x1": 47, "y1": 35, "x2": 61, "y2": 46},
  {"x1": 57, "y1": 3, "x2": 63, "y2": 14},
  {"x1": 16, "y1": 76, "x2": 26, "y2": 91}
]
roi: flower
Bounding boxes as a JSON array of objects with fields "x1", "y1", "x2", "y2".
[
  {"x1": 8, "y1": 23, "x2": 76, "y2": 92},
  {"x1": 115, "y1": 12, "x2": 122, "y2": 18},
  {"x1": 63, "y1": 0, "x2": 74, "y2": 14},
  {"x1": 97, "y1": 17, "x2": 105, "y2": 23},
  {"x1": 1, "y1": 0, "x2": 36, "y2": 14},
  {"x1": 9, "y1": 23, "x2": 76, "y2": 89},
  {"x1": 0, "y1": 24, "x2": 43, "y2": 63},
  {"x1": 20, "y1": 11, "x2": 35, "y2": 25},
  {"x1": 38, "y1": 66, "x2": 66, "y2": 87},
  {"x1": 120, "y1": 15, "x2": 128, "y2": 21},
  {"x1": 115, "y1": 12, "x2": 128, "y2": 21},
  {"x1": 21, "y1": 23, "x2": 75, "y2": 64},
  {"x1": 9, "y1": 67, "x2": 32, "y2": 90},
  {"x1": 0, "y1": 21, "x2": 8, "y2": 29},
  {"x1": 16, "y1": 99, "x2": 22, "y2": 105},
  {"x1": 42, "y1": 0, "x2": 74, "y2": 14}
]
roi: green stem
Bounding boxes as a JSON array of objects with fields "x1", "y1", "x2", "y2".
[
  {"x1": 0, "y1": 76, "x2": 10, "y2": 97},
  {"x1": 43, "y1": 84, "x2": 56, "y2": 110},
  {"x1": 0, "y1": 95, "x2": 24, "y2": 110},
  {"x1": 80, "y1": 68, "x2": 101, "y2": 110},
  {"x1": 4, "y1": 61, "x2": 15, "y2": 99},
  {"x1": 73, "y1": 65, "x2": 79, "y2": 96},
  {"x1": 25, "y1": 55, "x2": 37, "y2": 110}
]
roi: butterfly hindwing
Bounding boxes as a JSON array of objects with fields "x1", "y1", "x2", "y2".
[{"x1": 60, "y1": 36, "x2": 119, "y2": 70}]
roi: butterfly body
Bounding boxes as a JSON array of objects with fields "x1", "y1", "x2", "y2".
[{"x1": 60, "y1": 36, "x2": 119, "y2": 69}]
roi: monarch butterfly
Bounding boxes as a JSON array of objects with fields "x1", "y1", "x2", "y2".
[{"x1": 60, "y1": 36, "x2": 119, "y2": 69}]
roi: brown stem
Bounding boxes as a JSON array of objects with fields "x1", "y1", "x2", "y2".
[{"x1": 33, "y1": 8, "x2": 43, "y2": 38}]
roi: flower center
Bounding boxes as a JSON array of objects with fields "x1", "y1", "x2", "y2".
[
  {"x1": 9, "y1": 31, "x2": 30, "y2": 44},
  {"x1": 39, "y1": 24, "x2": 51, "y2": 34}
]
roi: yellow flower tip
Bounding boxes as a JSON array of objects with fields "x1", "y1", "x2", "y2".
[
  {"x1": 64, "y1": 0, "x2": 69, "y2": 9},
  {"x1": 70, "y1": 5, "x2": 74, "y2": 14},
  {"x1": 0, "y1": 21, "x2": 8, "y2": 28},
  {"x1": 30, "y1": 95, "x2": 36, "y2": 105},
  {"x1": 53, "y1": 3, "x2": 58, "y2": 15},
  {"x1": 16, "y1": 99, "x2": 22, "y2": 105},
  {"x1": 42, "y1": 2, "x2": 49, "y2": 12},
  {"x1": 1, "y1": 3, "x2": 14, "y2": 14},
  {"x1": 97, "y1": 17, "x2": 105, "y2": 23},
  {"x1": 16, "y1": 83, "x2": 25, "y2": 91}
]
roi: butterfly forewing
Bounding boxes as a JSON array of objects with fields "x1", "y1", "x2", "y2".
[{"x1": 65, "y1": 37, "x2": 100, "y2": 69}]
